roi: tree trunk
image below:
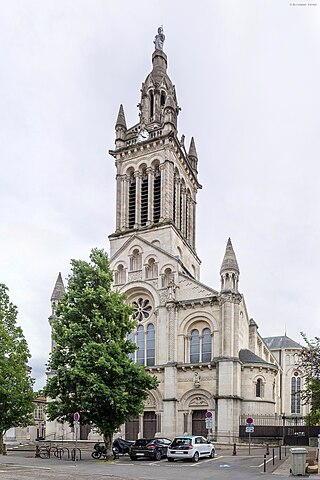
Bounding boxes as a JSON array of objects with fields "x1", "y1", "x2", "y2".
[
  {"x1": 0, "y1": 431, "x2": 4, "y2": 455},
  {"x1": 103, "y1": 433, "x2": 113, "y2": 460}
]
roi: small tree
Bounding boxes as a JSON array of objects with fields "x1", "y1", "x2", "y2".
[
  {"x1": 44, "y1": 248, "x2": 158, "y2": 458},
  {"x1": 300, "y1": 333, "x2": 320, "y2": 424},
  {"x1": 0, "y1": 284, "x2": 35, "y2": 454}
]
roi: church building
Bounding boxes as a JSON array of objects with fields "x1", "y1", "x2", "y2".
[{"x1": 45, "y1": 29, "x2": 309, "y2": 444}]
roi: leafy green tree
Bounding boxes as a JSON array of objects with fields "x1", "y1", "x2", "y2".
[
  {"x1": 44, "y1": 248, "x2": 158, "y2": 458},
  {"x1": 0, "y1": 284, "x2": 35, "y2": 454},
  {"x1": 300, "y1": 333, "x2": 320, "y2": 424}
]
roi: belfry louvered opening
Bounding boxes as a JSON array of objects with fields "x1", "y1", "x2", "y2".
[
  {"x1": 153, "y1": 166, "x2": 161, "y2": 222},
  {"x1": 128, "y1": 173, "x2": 136, "y2": 229},
  {"x1": 141, "y1": 170, "x2": 148, "y2": 226}
]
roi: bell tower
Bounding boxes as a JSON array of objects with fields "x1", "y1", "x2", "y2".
[{"x1": 109, "y1": 28, "x2": 202, "y2": 278}]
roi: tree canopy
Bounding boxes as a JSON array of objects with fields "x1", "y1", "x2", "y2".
[
  {"x1": 300, "y1": 333, "x2": 320, "y2": 424},
  {"x1": 0, "y1": 284, "x2": 35, "y2": 453},
  {"x1": 44, "y1": 248, "x2": 158, "y2": 455}
]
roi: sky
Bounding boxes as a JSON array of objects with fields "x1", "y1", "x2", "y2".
[{"x1": 1, "y1": 0, "x2": 319, "y2": 390}]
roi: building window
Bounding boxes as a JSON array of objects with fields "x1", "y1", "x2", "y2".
[
  {"x1": 133, "y1": 297, "x2": 152, "y2": 322},
  {"x1": 145, "y1": 258, "x2": 158, "y2": 279},
  {"x1": 162, "y1": 267, "x2": 174, "y2": 287},
  {"x1": 130, "y1": 249, "x2": 142, "y2": 271},
  {"x1": 190, "y1": 327, "x2": 212, "y2": 364},
  {"x1": 141, "y1": 170, "x2": 148, "y2": 226},
  {"x1": 291, "y1": 374, "x2": 301, "y2": 414},
  {"x1": 127, "y1": 323, "x2": 155, "y2": 366},
  {"x1": 256, "y1": 378, "x2": 262, "y2": 397},
  {"x1": 153, "y1": 166, "x2": 161, "y2": 222},
  {"x1": 128, "y1": 173, "x2": 136, "y2": 229},
  {"x1": 114, "y1": 264, "x2": 125, "y2": 285}
]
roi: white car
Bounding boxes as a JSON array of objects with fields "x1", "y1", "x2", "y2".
[{"x1": 167, "y1": 435, "x2": 215, "y2": 462}]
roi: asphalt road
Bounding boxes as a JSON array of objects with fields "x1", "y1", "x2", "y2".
[{"x1": 0, "y1": 447, "x2": 297, "y2": 480}]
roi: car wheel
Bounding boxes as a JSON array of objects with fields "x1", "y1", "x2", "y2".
[
  {"x1": 209, "y1": 449, "x2": 215, "y2": 458},
  {"x1": 192, "y1": 451, "x2": 199, "y2": 462},
  {"x1": 155, "y1": 450, "x2": 162, "y2": 461},
  {"x1": 130, "y1": 456, "x2": 137, "y2": 461},
  {"x1": 168, "y1": 457, "x2": 174, "y2": 462}
]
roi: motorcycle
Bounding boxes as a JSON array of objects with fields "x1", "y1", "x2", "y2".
[{"x1": 91, "y1": 439, "x2": 134, "y2": 460}]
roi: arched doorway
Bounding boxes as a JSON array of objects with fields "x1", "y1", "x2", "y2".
[{"x1": 192, "y1": 410, "x2": 207, "y2": 436}]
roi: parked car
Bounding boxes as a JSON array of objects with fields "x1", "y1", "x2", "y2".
[
  {"x1": 129, "y1": 437, "x2": 172, "y2": 461},
  {"x1": 167, "y1": 435, "x2": 215, "y2": 462}
]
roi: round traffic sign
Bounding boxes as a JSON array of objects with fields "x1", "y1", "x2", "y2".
[
  {"x1": 206, "y1": 411, "x2": 213, "y2": 418},
  {"x1": 246, "y1": 417, "x2": 253, "y2": 424},
  {"x1": 73, "y1": 412, "x2": 80, "y2": 422}
]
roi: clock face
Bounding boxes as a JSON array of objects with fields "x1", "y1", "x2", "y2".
[{"x1": 137, "y1": 128, "x2": 149, "y2": 142}]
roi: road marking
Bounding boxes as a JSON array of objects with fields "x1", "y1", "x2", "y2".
[
  {"x1": 0, "y1": 464, "x2": 52, "y2": 471},
  {"x1": 251, "y1": 456, "x2": 277, "y2": 467}
]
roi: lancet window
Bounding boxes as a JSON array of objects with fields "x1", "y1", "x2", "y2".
[
  {"x1": 141, "y1": 169, "x2": 148, "y2": 226},
  {"x1": 128, "y1": 172, "x2": 136, "y2": 229},
  {"x1": 153, "y1": 166, "x2": 161, "y2": 222},
  {"x1": 291, "y1": 373, "x2": 301, "y2": 413},
  {"x1": 190, "y1": 327, "x2": 212, "y2": 363}
]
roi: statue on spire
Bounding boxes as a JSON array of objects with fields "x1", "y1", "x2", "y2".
[{"x1": 154, "y1": 26, "x2": 165, "y2": 51}]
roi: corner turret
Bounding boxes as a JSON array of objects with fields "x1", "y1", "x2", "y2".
[{"x1": 220, "y1": 238, "x2": 240, "y2": 293}]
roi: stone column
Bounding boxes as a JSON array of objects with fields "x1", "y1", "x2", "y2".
[
  {"x1": 181, "y1": 185, "x2": 187, "y2": 238},
  {"x1": 175, "y1": 178, "x2": 181, "y2": 229}
]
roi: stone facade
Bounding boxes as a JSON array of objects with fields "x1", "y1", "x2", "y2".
[{"x1": 44, "y1": 31, "x2": 309, "y2": 444}]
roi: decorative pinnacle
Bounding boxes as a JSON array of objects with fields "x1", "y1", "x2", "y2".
[
  {"x1": 115, "y1": 104, "x2": 127, "y2": 129},
  {"x1": 51, "y1": 272, "x2": 65, "y2": 302},
  {"x1": 220, "y1": 238, "x2": 240, "y2": 274},
  {"x1": 188, "y1": 137, "x2": 198, "y2": 159}
]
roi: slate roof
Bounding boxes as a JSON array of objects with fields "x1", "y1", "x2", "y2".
[
  {"x1": 239, "y1": 349, "x2": 270, "y2": 365},
  {"x1": 263, "y1": 335, "x2": 303, "y2": 350}
]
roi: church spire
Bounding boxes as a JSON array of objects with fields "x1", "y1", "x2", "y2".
[
  {"x1": 188, "y1": 137, "x2": 198, "y2": 173},
  {"x1": 51, "y1": 272, "x2": 65, "y2": 302},
  {"x1": 115, "y1": 104, "x2": 127, "y2": 148},
  {"x1": 220, "y1": 238, "x2": 240, "y2": 293},
  {"x1": 115, "y1": 104, "x2": 127, "y2": 129}
]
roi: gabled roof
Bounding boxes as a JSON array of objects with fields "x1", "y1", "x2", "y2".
[
  {"x1": 263, "y1": 335, "x2": 303, "y2": 350},
  {"x1": 239, "y1": 349, "x2": 271, "y2": 365}
]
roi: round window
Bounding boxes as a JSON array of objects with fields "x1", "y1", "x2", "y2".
[{"x1": 133, "y1": 297, "x2": 152, "y2": 322}]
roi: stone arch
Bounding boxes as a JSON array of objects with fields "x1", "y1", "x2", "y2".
[
  {"x1": 180, "y1": 311, "x2": 217, "y2": 336},
  {"x1": 121, "y1": 282, "x2": 160, "y2": 309},
  {"x1": 144, "y1": 388, "x2": 163, "y2": 411},
  {"x1": 179, "y1": 389, "x2": 215, "y2": 411}
]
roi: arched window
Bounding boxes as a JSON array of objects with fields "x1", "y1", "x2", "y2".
[
  {"x1": 127, "y1": 323, "x2": 155, "y2": 367},
  {"x1": 256, "y1": 378, "x2": 262, "y2": 397},
  {"x1": 153, "y1": 166, "x2": 161, "y2": 223},
  {"x1": 145, "y1": 258, "x2": 158, "y2": 279},
  {"x1": 114, "y1": 264, "x2": 125, "y2": 285},
  {"x1": 202, "y1": 328, "x2": 212, "y2": 362},
  {"x1": 190, "y1": 329, "x2": 200, "y2": 363},
  {"x1": 160, "y1": 91, "x2": 166, "y2": 107},
  {"x1": 130, "y1": 249, "x2": 142, "y2": 271},
  {"x1": 291, "y1": 374, "x2": 301, "y2": 413},
  {"x1": 136, "y1": 325, "x2": 144, "y2": 365},
  {"x1": 141, "y1": 169, "x2": 148, "y2": 226},
  {"x1": 162, "y1": 267, "x2": 173, "y2": 287},
  {"x1": 128, "y1": 172, "x2": 136, "y2": 229},
  {"x1": 149, "y1": 91, "x2": 154, "y2": 120},
  {"x1": 146, "y1": 324, "x2": 155, "y2": 366},
  {"x1": 190, "y1": 327, "x2": 212, "y2": 364}
]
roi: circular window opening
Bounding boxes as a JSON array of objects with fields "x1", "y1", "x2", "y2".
[{"x1": 133, "y1": 298, "x2": 152, "y2": 322}]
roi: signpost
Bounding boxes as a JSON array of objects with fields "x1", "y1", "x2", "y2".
[
  {"x1": 73, "y1": 412, "x2": 80, "y2": 461},
  {"x1": 246, "y1": 418, "x2": 254, "y2": 455},
  {"x1": 205, "y1": 411, "x2": 213, "y2": 440}
]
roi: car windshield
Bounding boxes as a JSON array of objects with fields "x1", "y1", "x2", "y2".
[
  {"x1": 134, "y1": 439, "x2": 153, "y2": 446},
  {"x1": 171, "y1": 438, "x2": 191, "y2": 447}
]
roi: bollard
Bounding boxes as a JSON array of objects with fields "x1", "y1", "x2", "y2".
[
  {"x1": 3, "y1": 444, "x2": 7, "y2": 456},
  {"x1": 263, "y1": 454, "x2": 267, "y2": 473},
  {"x1": 35, "y1": 445, "x2": 40, "y2": 458},
  {"x1": 272, "y1": 448, "x2": 275, "y2": 465},
  {"x1": 233, "y1": 443, "x2": 237, "y2": 456},
  {"x1": 279, "y1": 445, "x2": 281, "y2": 460},
  {"x1": 285, "y1": 445, "x2": 287, "y2": 456},
  {"x1": 266, "y1": 443, "x2": 269, "y2": 455}
]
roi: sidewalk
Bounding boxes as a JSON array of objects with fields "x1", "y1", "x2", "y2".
[{"x1": 272, "y1": 448, "x2": 320, "y2": 478}]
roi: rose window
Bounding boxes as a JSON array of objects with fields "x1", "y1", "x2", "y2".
[{"x1": 133, "y1": 298, "x2": 152, "y2": 322}]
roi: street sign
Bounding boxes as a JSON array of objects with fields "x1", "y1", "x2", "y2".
[
  {"x1": 205, "y1": 418, "x2": 213, "y2": 429},
  {"x1": 246, "y1": 417, "x2": 253, "y2": 424},
  {"x1": 73, "y1": 412, "x2": 80, "y2": 422},
  {"x1": 246, "y1": 425, "x2": 254, "y2": 433},
  {"x1": 206, "y1": 411, "x2": 213, "y2": 418}
]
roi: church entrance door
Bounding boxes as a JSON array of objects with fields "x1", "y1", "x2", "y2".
[
  {"x1": 143, "y1": 411, "x2": 156, "y2": 438},
  {"x1": 192, "y1": 410, "x2": 207, "y2": 436},
  {"x1": 125, "y1": 416, "x2": 139, "y2": 440}
]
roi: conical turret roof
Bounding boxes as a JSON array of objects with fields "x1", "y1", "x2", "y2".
[
  {"x1": 51, "y1": 272, "x2": 65, "y2": 301},
  {"x1": 220, "y1": 238, "x2": 240, "y2": 274},
  {"x1": 115, "y1": 104, "x2": 127, "y2": 129},
  {"x1": 188, "y1": 137, "x2": 198, "y2": 159}
]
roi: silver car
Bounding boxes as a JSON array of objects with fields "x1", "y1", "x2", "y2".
[{"x1": 167, "y1": 435, "x2": 215, "y2": 462}]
